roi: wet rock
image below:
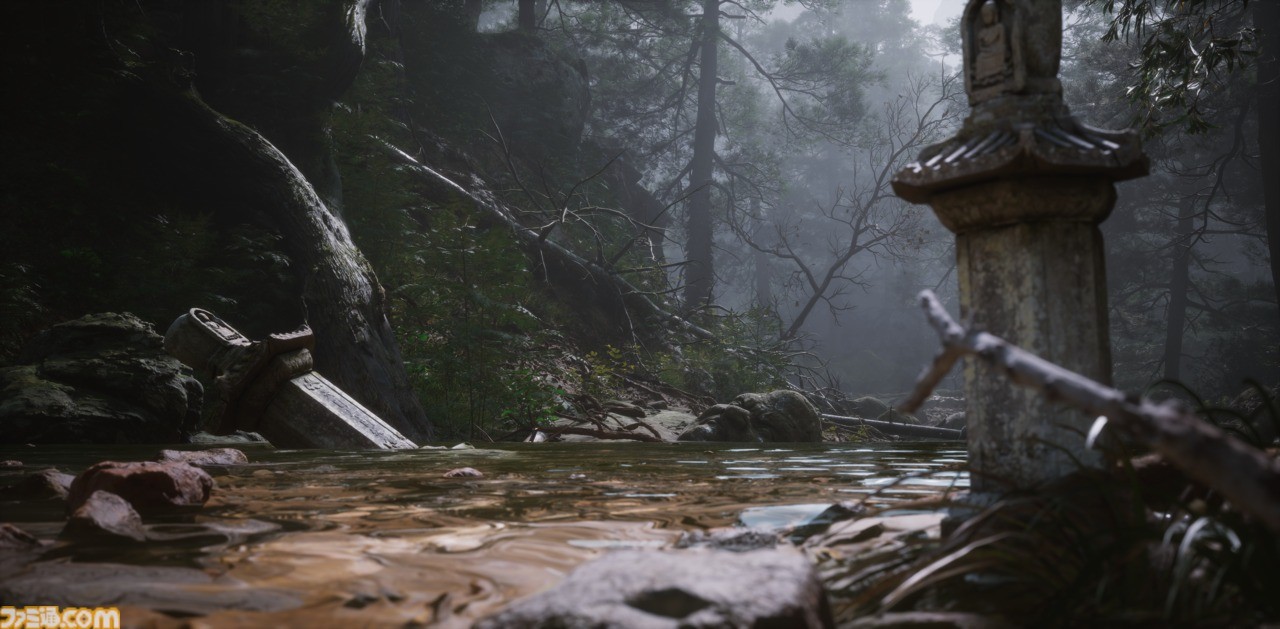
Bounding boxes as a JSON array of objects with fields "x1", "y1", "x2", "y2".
[
  {"x1": 940, "y1": 412, "x2": 967, "y2": 431},
  {"x1": 851, "y1": 611, "x2": 1015, "y2": 628},
  {"x1": 476, "y1": 548, "x2": 833, "y2": 628},
  {"x1": 0, "y1": 313, "x2": 203, "y2": 444},
  {"x1": 159, "y1": 448, "x2": 248, "y2": 467},
  {"x1": 0, "y1": 468, "x2": 75, "y2": 500},
  {"x1": 1, "y1": 460, "x2": 22, "y2": 467},
  {"x1": 67, "y1": 461, "x2": 214, "y2": 515},
  {"x1": 849, "y1": 396, "x2": 891, "y2": 419},
  {"x1": 190, "y1": 430, "x2": 268, "y2": 445},
  {"x1": 443, "y1": 467, "x2": 483, "y2": 478},
  {"x1": 62, "y1": 490, "x2": 146, "y2": 542},
  {"x1": 678, "y1": 391, "x2": 822, "y2": 442},
  {"x1": 679, "y1": 403, "x2": 754, "y2": 442},
  {"x1": 0, "y1": 523, "x2": 41, "y2": 549},
  {"x1": 604, "y1": 400, "x2": 647, "y2": 418},
  {"x1": 674, "y1": 527, "x2": 779, "y2": 552}
]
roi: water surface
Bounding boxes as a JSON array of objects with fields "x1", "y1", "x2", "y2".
[{"x1": 0, "y1": 442, "x2": 966, "y2": 627}]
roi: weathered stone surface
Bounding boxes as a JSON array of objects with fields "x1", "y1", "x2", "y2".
[
  {"x1": 849, "y1": 611, "x2": 1015, "y2": 628},
  {"x1": 442, "y1": 467, "x2": 483, "y2": 478},
  {"x1": 849, "y1": 396, "x2": 891, "y2": 419},
  {"x1": 164, "y1": 309, "x2": 416, "y2": 450},
  {"x1": 678, "y1": 391, "x2": 821, "y2": 442},
  {"x1": 159, "y1": 448, "x2": 248, "y2": 467},
  {"x1": 190, "y1": 430, "x2": 268, "y2": 445},
  {"x1": 891, "y1": 0, "x2": 1145, "y2": 492},
  {"x1": 941, "y1": 412, "x2": 967, "y2": 431},
  {"x1": 674, "y1": 527, "x2": 779, "y2": 552},
  {"x1": 62, "y1": 490, "x2": 146, "y2": 542},
  {"x1": 67, "y1": 461, "x2": 213, "y2": 515},
  {"x1": 604, "y1": 400, "x2": 647, "y2": 418},
  {"x1": 475, "y1": 548, "x2": 833, "y2": 628},
  {"x1": 0, "y1": 523, "x2": 41, "y2": 550},
  {"x1": 0, "y1": 468, "x2": 75, "y2": 500},
  {"x1": 0, "y1": 313, "x2": 202, "y2": 444}
]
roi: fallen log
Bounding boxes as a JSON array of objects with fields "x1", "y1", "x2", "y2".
[
  {"x1": 900, "y1": 290, "x2": 1280, "y2": 533},
  {"x1": 822, "y1": 415, "x2": 964, "y2": 441},
  {"x1": 379, "y1": 140, "x2": 714, "y2": 341}
]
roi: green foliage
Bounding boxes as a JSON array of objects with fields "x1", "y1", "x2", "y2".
[
  {"x1": 0, "y1": 264, "x2": 43, "y2": 362},
  {"x1": 1088, "y1": 0, "x2": 1258, "y2": 133},
  {"x1": 653, "y1": 308, "x2": 790, "y2": 400}
]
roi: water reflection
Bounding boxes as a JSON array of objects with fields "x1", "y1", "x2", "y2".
[{"x1": 0, "y1": 442, "x2": 966, "y2": 627}]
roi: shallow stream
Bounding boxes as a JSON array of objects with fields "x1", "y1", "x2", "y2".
[{"x1": 0, "y1": 442, "x2": 966, "y2": 627}]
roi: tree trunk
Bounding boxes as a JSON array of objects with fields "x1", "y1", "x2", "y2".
[
  {"x1": 140, "y1": 87, "x2": 433, "y2": 441},
  {"x1": 518, "y1": 0, "x2": 537, "y2": 31},
  {"x1": 683, "y1": 0, "x2": 720, "y2": 311},
  {"x1": 1257, "y1": 0, "x2": 1280, "y2": 316},
  {"x1": 750, "y1": 199, "x2": 773, "y2": 308},
  {"x1": 1163, "y1": 196, "x2": 1195, "y2": 381}
]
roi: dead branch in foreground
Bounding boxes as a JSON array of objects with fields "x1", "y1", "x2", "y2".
[{"x1": 899, "y1": 290, "x2": 1280, "y2": 533}]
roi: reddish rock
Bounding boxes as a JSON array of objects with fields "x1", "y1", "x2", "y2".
[
  {"x1": 67, "y1": 461, "x2": 213, "y2": 515},
  {"x1": 0, "y1": 522, "x2": 41, "y2": 549},
  {"x1": 0, "y1": 468, "x2": 75, "y2": 500},
  {"x1": 158, "y1": 448, "x2": 248, "y2": 467},
  {"x1": 443, "y1": 467, "x2": 483, "y2": 478},
  {"x1": 63, "y1": 490, "x2": 146, "y2": 542}
]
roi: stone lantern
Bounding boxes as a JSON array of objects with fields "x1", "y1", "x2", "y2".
[{"x1": 892, "y1": 0, "x2": 1147, "y2": 491}]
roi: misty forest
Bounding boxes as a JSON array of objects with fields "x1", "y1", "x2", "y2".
[{"x1": 1, "y1": 0, "x2": 1278, "y2": 627}]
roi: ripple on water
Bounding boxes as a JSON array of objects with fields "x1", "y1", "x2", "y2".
[{"x1": 0, "y1": 441, "x2": 965, "y2": 627}]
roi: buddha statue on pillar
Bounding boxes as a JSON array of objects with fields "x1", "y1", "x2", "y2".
[{"x1": 973, "y1": 2, "x2": 1008, "y2": 90}]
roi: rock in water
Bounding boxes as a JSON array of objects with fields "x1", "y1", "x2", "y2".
[
  {"x1": 0, "y1": 523, "x2": 42, "y2": 550},
  {"x1": 0, "y1": 468, "x2": 76, "y2": 500},
  {"x1": 442, "y1": 467, "x2": 483, "y2": 478},
  {"x1": 476, "y1": 548, "x2": 833, "y2": 628},
  {"x1": 678, "y1": 391, "x2": 822, "y2": 442},
  {"x1": 62, "y1": 490, "x2": 146, "y2": 542},
  {"x1": 67, "y1": 461, "x2": 213, "y2": 515},
  {"x1": 0, "y1": 313, "x2": 202, "y2": 444},
  {"x1": 158, "y1": 448, "x2": 248, "y2": 467}
]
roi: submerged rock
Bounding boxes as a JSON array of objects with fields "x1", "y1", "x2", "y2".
[
  {"x1": 0, "y1": 313, "x2": 202, "y2": 444},
  {"x1": 678, "y1": 391, "x2": 822, "y2": 442},
  {"x1": 0, "y1": 468, "x2": 75, "y2": 500},
  {"x1": 674, "y1": 527, "x2": 780, "y2": 552},
  {"x1": 0, "y1": 523, "x2": 41, "y2": 550},
  {"x1": 67, "y1": 460, "x2": 213, "y2": 515},
  {"x1": 443, "y1": 467, "x2": 483, "y2": 478},
  {"x1": 159, "y1": 448, "x2": 249, "y2": 467},
  {"x1": 476, "y1": 547, "x2": 833, "y2": 628},
  {"x1": 62, "y1": 490, "x2": 146, "y2": 542}
]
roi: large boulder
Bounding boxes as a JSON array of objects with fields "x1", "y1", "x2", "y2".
[
  {"x1": 678, "y1": 391, "x2": 822, "y2": 443},
  {"x1": 0, "y1": 313, "x2": 203, "y2": 444},
  {"x1": 476, "y1": 547, "x2": 833, "y2": 628},
  {"x1": 67, "y1": 460, "x2": 213, "y2": 515}
]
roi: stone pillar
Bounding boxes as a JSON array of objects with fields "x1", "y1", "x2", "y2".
[{"x1": 892, "y1": 0, "x2": 1147, "y2": 491}]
